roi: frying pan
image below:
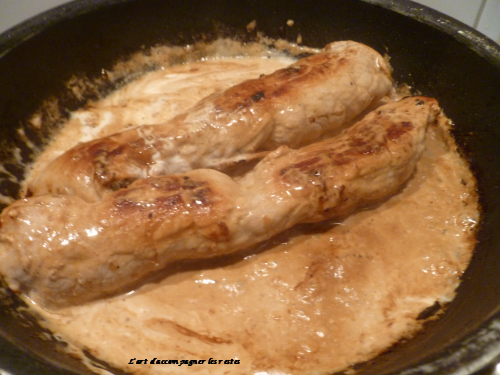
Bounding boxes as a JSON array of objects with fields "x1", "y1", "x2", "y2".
[{"x1": 1, "y1": 0, "x2": 500, "y2": 374}]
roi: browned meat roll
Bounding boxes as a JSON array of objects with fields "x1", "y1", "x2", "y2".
[
  {"x1": 0, "y1": 97, "x2": 439, "y2": 307},
  {"x1": 27, "y1": 41, "x2": 393, "y2": 202}
]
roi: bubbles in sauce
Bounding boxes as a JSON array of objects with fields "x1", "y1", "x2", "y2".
[{"x1": 24, "y1": 40, "x2": 478, "y2": 375}]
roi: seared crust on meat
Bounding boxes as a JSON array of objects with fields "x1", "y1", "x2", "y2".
[
  {"x1": 26, "y1": 41, "x2": 392, "y2": 202},
  {"x1": 0, "y1": 97, "x2": 439, "y2": 307}
]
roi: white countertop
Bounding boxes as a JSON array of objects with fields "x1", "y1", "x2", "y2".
[{"x1": 0, "y1": 0, "x2": 500, "y2": 43}]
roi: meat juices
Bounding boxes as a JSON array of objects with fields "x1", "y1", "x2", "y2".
[{"x1": 0, "y1": 40, "x2": 479, "y2": 375}]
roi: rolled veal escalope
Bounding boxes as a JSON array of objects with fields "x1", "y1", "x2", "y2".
[
  {"x1": 0, "y1": 97, "x2": 440, "y2": 307},
  {"x1": 26, "y1": 41, "x2": 393, "y2": 203}
]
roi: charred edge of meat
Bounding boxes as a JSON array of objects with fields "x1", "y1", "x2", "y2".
[
  {"x1": 107, "y1": 178, "x2": 135, "y2": 191},
  {"x1": 416, "y1": 301, "x2": 442, "y2": 320}
]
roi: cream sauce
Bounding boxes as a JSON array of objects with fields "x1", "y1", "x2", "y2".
[{"x1": 26, "y1": 43, "x2": 478, "y2": 375}]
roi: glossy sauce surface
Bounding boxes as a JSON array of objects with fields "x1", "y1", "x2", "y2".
[{"x1": 26, "y1": 44, "x2": 478, "y2": 375}]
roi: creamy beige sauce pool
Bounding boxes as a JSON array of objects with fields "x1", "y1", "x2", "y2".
[{"x1": 25, "y1": 42, "x2": 478, "y2": 375}]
